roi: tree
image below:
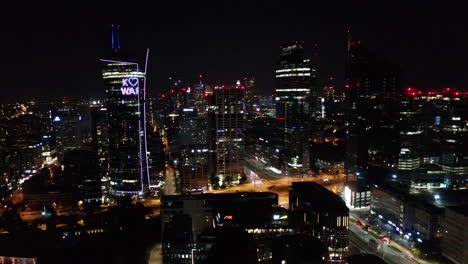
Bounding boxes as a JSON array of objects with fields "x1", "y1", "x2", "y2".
[
  {"x1": 224, "y1": 175, "x2": 233, "y2": 185},
  {"x1": 239, "y1": 173, "x2": 247, "y2": 183},
  {"x1": 209, "y1": 173, "x2": 219, "y2": 189}
]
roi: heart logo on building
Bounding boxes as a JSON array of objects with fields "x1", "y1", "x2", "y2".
[{"x1": 128, "y1": 77, "x2": 139, "y2": 87}]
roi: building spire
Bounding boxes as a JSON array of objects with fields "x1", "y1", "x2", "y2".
[
  {"x1": 347, "y1": 29, "x2": 351, "y2": 52},
  {"x1": 111, "y1": 24, "x2": 121, "y2": 53}
]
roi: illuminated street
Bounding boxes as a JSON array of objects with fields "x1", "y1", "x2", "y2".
[
  {"x1": 210, "y1": 167, "x2": 345, "y2": 208},
  {"x1": 350, "y1": 210, "x2": 432, "y2": 264}
]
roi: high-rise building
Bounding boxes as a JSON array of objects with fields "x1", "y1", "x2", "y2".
[
  {"x1": 52, "y1": 104, "x2": 92, "y2": 163},
  {"x1": 210, "y1": 85, "x2": 245, "y2": 185},
  {"x1": 62, "y1": 149, "x2": 101, "y2": 203},
  {"x1": 275, "y1": 41, "x2": 314, "y2": 122},
  {"x1": 275, "y1": 41, "x2": 316, "y2": 176},
  {"x1": 397, "y1": 90, "x2": 468, "y2": 189},
  {"x1": 100, "y1": 25, "x2": 150, "y2": 197},
  {"x1": 89, "y1": 100, "x2": 109, "y2": 193},
  {"x1": 344, "y1": 33, "x2": 400, "y2": 197}
]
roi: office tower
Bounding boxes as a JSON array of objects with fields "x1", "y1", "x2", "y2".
[
  {"x1": 245, "y1": 117, "x2": 284, "y2": 174},
  {"x1": 398, "y1": 90, "x2": 467, "y2": 189},
  {"x1": 289, "y1": 182, "x2": 349, "y2": 262},
  {"x1": 437, "y1": 96, "x2": 468, "y2": 188},
  {"x1": 100, "y1": 25, "x2": 150, "y2": 197},
  {"x1": 323, "y1": 75, "x2": 338, "y2": 101},
  {"x1": 211, "y1": 85, "x2": 245, "y2": 185},
  {"x1": 193, "y1": 83, "x2": 206, "y2": 117},
  {"x1": 180, "y1": 145, "x2": 209, "y2": 193},
  {"x1": 177, "y1": 106, "x2": 209, "y2": 193},
  {"x1": 5, "y1": 139, "x2": 43, "y2": 186},
  {"x1": 275, "y1": 41, "x2": 316, "y2": 176},
  {"x1": 62, "y1": 149, "x2": 101, "y2": 203},
  {"x1": 89, "y1": 100, "x2": 109, "y2": 193},
  {"x1": 275, "y1": 41, "x2": 316, "y2": 118},
  {"x1": 344, "y1": 34, "x2": 400, "y2": 195},
  {"x1": 397, "y1": 96, "x2": 423, "y2": 182},
  {"x1": 52, "y1": 104, "x2": 92, "y2": 163}
]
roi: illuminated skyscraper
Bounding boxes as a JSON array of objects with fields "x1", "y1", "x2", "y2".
[
  {"x1": 344, "y1": 33, "x2": 400, "y2": 200},
  {"x1": 275, "y1": 41, "x2": 316, "y2": 176},
  {"x1": 275, "y1": 41, "x2": 315, "y2": 120},
  {"x1": 100, "y1": 25, "x2": 150, "y2": 197},
  {"x1": 211, "y1": 85, "x2": 245, "y2": 185}
]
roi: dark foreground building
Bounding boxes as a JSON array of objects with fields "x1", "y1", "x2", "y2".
[
  {"x1": 160, "y1": 192, "x2": 290, "y2": 263},
  {"x1": 289, "y1": 182, "x2": 349, "y2": 262}
]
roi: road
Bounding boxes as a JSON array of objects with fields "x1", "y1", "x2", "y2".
[
  {"x1": 350, "y1": 209, "x2": 429, "y2": 264},
  {"x1": 210, "y1": 167, "x2": 345, "y2": 208}
]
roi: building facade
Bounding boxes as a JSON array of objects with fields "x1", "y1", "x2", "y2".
[{"x1": 212, "y1": 86, "x2": 245, "y2": 184}]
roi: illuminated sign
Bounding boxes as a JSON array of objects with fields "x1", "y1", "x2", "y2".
[
  {"x1": 223, "y1": 215, "x2": 233, "y2": 220},
  {"x1": 121, "y1": 77, "x2": 139, "y2": 95}
]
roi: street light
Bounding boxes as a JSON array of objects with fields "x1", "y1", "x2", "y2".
[{"x1": 191, "y1": 248, "x2": 196, "y2": 264}]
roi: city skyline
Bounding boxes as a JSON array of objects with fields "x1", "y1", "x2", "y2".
[
  {"x1": 1, "y1": 1, "x2": 467, "y2": 264},
  {"x1": 1, "y1": 1, "x2": 468, "y2": 100}
]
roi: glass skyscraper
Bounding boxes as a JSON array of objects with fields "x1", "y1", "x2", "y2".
[
  {"x1": 275, "y1": 41, "x2": 315, "y2": 176},
  {"x1": 100, "y1": 26, "x2": 150, "y2": 197}
]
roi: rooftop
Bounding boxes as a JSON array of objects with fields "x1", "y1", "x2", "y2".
[{"x1": 447, "y1": 204, "x2": 468, "y2": 217}]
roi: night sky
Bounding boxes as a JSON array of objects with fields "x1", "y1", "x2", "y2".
[{"x1": 1, "y1": 0, "x2": 467, "y2": 99}]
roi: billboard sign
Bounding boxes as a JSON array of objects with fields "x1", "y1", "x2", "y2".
[{"x1": 121, "y1": 77, "x2": 139, "y2": 95}]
